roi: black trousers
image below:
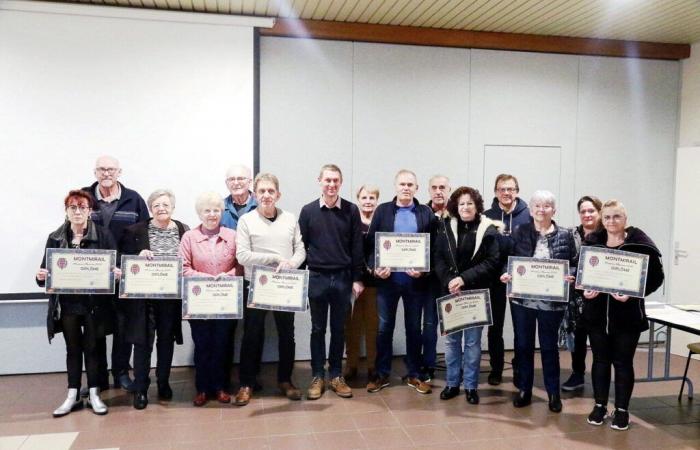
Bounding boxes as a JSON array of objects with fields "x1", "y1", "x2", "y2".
[
  {"x1": 487, "y1": 282, "x2": 507, "y2": 374},
  {"x1": 571, "y1": 326, "x2": 589, "y2": 375},
  {"x1": 589, "y1": 327, "x2": 640, "y2": 409},
  {"x1": 111, "y1": 302, "x2": 133, "y2": 378},
  {"x1": 132, "y1": 301, "x2": 179, "y2": 392},
  {"x1": 61, "y1": 314, "x2": 100, "y2": 389},
  {"x1": 189, "y1": 319, "x2": 235, "y2": 394},
  {"x1": 239, "y1": 303, "x2": 295, "y2": 386}
]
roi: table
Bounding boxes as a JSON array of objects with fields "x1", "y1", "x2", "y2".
[{"x1": 640, "y1": 304, "x2": 700, "y2": 400}]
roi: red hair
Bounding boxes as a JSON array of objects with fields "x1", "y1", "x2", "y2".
[{"x1": 64, "y1": 190, "x2": 94, "y2": 209}]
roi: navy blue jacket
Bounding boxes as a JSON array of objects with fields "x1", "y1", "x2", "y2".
[
  {"x1": 83, "y1": 182, "x2": 149, "y2": 245},
  {"x1": 484, "y1": 197, "x2": 531, "y2": 269}
]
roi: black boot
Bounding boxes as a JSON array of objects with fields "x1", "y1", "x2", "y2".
[
  {"x1": 548, "y1": 392, "x2": 562, "y2": 413},
  {"x1": 440, "y1": 386, "x2": 460, "y2": 400},
  {"x1": 465, "y1": 389, "x2": 479, "y2": 405},
  {"x1": 133, "y1": 391, "x2": 148, "y2": 410},
  {"x1": 513, "y1": 390, "x2": 532, "y2": 408}
]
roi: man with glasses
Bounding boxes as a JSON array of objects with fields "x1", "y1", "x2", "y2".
[
  {"x1": 219, "y1": 164, "x2": 257, "y2": 393},
  {"x1": 222, "y1": 165, "x2": 257, "y2": 230},
  {"x1": 421, "y1": 175, "x2": 452, "y2": 383},
  {"x1": 483, "y1": 174, "x2": 531, "y2": 386},
  {"x1": 83, "y1": 155, "x2": 149, "y2": 393}
]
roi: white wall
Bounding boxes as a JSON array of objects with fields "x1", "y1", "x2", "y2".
[{"x1": 260, "y1": 37, "x2": 680, "y2": 359}]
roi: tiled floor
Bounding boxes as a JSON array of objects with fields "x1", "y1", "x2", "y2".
[{"x1": 1, "y1": 349, "x2": 699, "y2": 449}]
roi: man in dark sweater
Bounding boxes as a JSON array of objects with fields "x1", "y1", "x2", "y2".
[
  {"x1": 482, "y1": 173, "x2": 530, "y2": 386},
  {"x1": 83, "y1": 155, "x2": 149, "y2": 393},
  {"x1": 298, "y1": 164, "x2": 365, "y2": 400}
]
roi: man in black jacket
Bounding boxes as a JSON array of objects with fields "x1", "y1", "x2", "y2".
[
  {"x1": 483, "y1": 174, "x2": 530, "y2": 386},
  {"x1": 366, "y1": 170, "x2": 435, "y2": 395}
]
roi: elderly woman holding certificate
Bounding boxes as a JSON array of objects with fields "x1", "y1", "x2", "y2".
[
  {"x1": 180, "y1": 192, "x2": 241, "y2": 407},
  {"x1": 36, "y1": 190, "x2": 119, "y2": 417},
  {"x1": 581, "y1": 200, "x2": 664, "y2": 431},
  {"x1": 499, "y1": 190, "x2": 577, "y2": 413},
  {"x1": 433, "y1": 187, "x2": 501, "y2": 405},
  {"x1": 119, "y1": 189, "x2": 189, "y2": 410},
  {"x1": 233, "y1": 173, "x2": 306, "y2": 406}
]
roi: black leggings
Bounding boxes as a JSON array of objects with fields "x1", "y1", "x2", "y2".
[
  {"x1": 588, "y1": 327, "x2": 640, "y2": 409},
  {"x1": 61, "y1": 314, "x2": 100, "y2": 389}
]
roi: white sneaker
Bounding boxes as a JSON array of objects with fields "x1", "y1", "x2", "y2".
[
  {"x1": 53, "y1": 388, "x2": 83, "y2": 417},
  {"x1": 87, "y1": 387, "x2": 108, "y2": 415}
]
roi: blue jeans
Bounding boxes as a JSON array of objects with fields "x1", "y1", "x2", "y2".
[
  {"x1": 445, "y1": 326, "x2": 483, "y2": 389},
  {"x1": 375, "y1": 281, "x2": 429, "y2": 378},
  {"x1": 308, "y1": 270, "x2": 352, "y2": 379},
  {"x1": 510, "y1": 302, "x2": 565, "y2": 395},
  {"x1": 421, "y1": 295, "x2": 438, "y2": 371}
]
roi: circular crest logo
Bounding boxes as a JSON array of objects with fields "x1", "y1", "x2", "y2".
[
  {"x1": 259, "y1": 275, "x2": 268, "y2": 286},
  {"x1": 57, "y1": 258, "x2": 68, "y2": 270},
  {"x1": 516, "y1": 265, "x2": 526, "y2": 276},
  {"x1": 130, "y1": 264, "x2": 140, "y2": 275},
  {"x1": 383, "y1": 240, "x2": 392, "y2": 250},
  {"x1": 589, "y1": 256, "x2": 599, "y2": 267},
  {"x1": 192, "y1": 285, "x2": 201, "y2": 296},
  {"x1": 445, "y1": 303, "x2": 452, "y2": 314}
]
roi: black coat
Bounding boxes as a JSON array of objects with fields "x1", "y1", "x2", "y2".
[
  {"x1": 433, "y1": 215, "x2": 501, "y2": 296},
  {"x1": 581, "y1": 227, "x2": 664, "y2": 333},
  {"x1": 37, "y1": 221, "x2": 117, "y2": 343},
  {"x1": 118, "y1": 219, "x2": 189, "y2": 346}
]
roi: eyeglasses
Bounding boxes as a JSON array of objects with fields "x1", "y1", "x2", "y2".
[
  {"x1": 602, "y1": 214, "x2": 625, "y2": 222},
  {"x1": 226, "y1": 177, "x2": 250, "y2": 184},
  {"x1": 497, "y1": 187, "x2": 517, "y2": 193},
  {"x1": 67, "y1": 205, "x2": 90, "y2": 213},
  {"x1": 95, "y1": 167, "x2": 119, "y2": 174}
]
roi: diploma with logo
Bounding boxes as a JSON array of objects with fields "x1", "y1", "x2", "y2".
[
  {"x1": 182, "y1": 276, "x2": 243, "y2": 319},
  {"x1": 118, "y1": 255, "x2": 182, "y2": 299},
  {"x1": 374, "y1": 232, "x2": 430, "y2": 272},
  {"x1": 437, "y1": 289, "x2": 493, "y2": 336},
  {"x1": 45, "y1": 248, "x2": 116, "y2": 294},
  {"x1": 576, "y1": 246, "x2": 649, "y2": 297},
  {"x1": 248, "y1": 265, "x2": 309, "y2": 312},
  {"x1": 507, "y1": 256, "x2": 570, "y2": 302}
]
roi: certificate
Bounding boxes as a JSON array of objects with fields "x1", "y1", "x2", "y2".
[
  {"x1": 118, "y1": 255, "x2": 182, "y2": 299},
  {"x1": 437, "y1": 289, "x2": 493, "y2": 336},
  {"x1": 507, "y1": 256, "x2": 570, "y2": 302},
  {"x1": 374, "y1": 232, "x2": 430, "y2": 272},
  {"x1": 576, "y1": 246, "x2": 649, "y2": 297},
  {"x1": 248, "y1": 265, "x2": 309, "y2": 312},
  {"x1": 182, "y1": 276, "x2": 243, "y2": 319},
  {"x1": 45, "y1": 248, "x2": 116, "y2": 294}
]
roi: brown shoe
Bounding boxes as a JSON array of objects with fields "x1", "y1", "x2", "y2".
[
  {"x1": 306, "y1": 377, "x2": 325, "y2": 400},
  {"x1": 216, "y1": 390, "x2": 231, "y2": 403},
  {"x1": 330, "y1": 376, "x2": 353, "y2": 398},
  {"x1": 406, "y1": 377, "x2": 432, "y2": 394},
  {"x1": 193, "y1": 392, "x2": 208, "y2": 407},
  {"x1": 278, "y1": 382, "x2": 302, "y2": 401},
  {"x1": 234, "y1": 386, "x2": 252, "y2": 406},
  {"x1": 366, "y1": 375, "x2": 390, "y2": 393}
]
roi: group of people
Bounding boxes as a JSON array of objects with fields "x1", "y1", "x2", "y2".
[{"x1": 36, "y1": 156, "x2": 664, "y2": 432}]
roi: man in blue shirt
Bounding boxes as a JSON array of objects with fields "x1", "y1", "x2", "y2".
[
  {"x1": 220, "y1": 164, "x2": 257, "y2": 392},
  {"x1": 366, "y1": 170, "x2": 435, "y2": 394}
]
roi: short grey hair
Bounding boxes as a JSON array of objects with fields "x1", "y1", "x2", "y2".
[
  {"x1": 147, "y1": 189, "x2": 176, "y2": 212},
  {"x1": 530, "y1": 190, "x2": 556, "y2": 209},
  {"x1": 195, "y1": 191, "x2": 224, "y2": 214}
]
